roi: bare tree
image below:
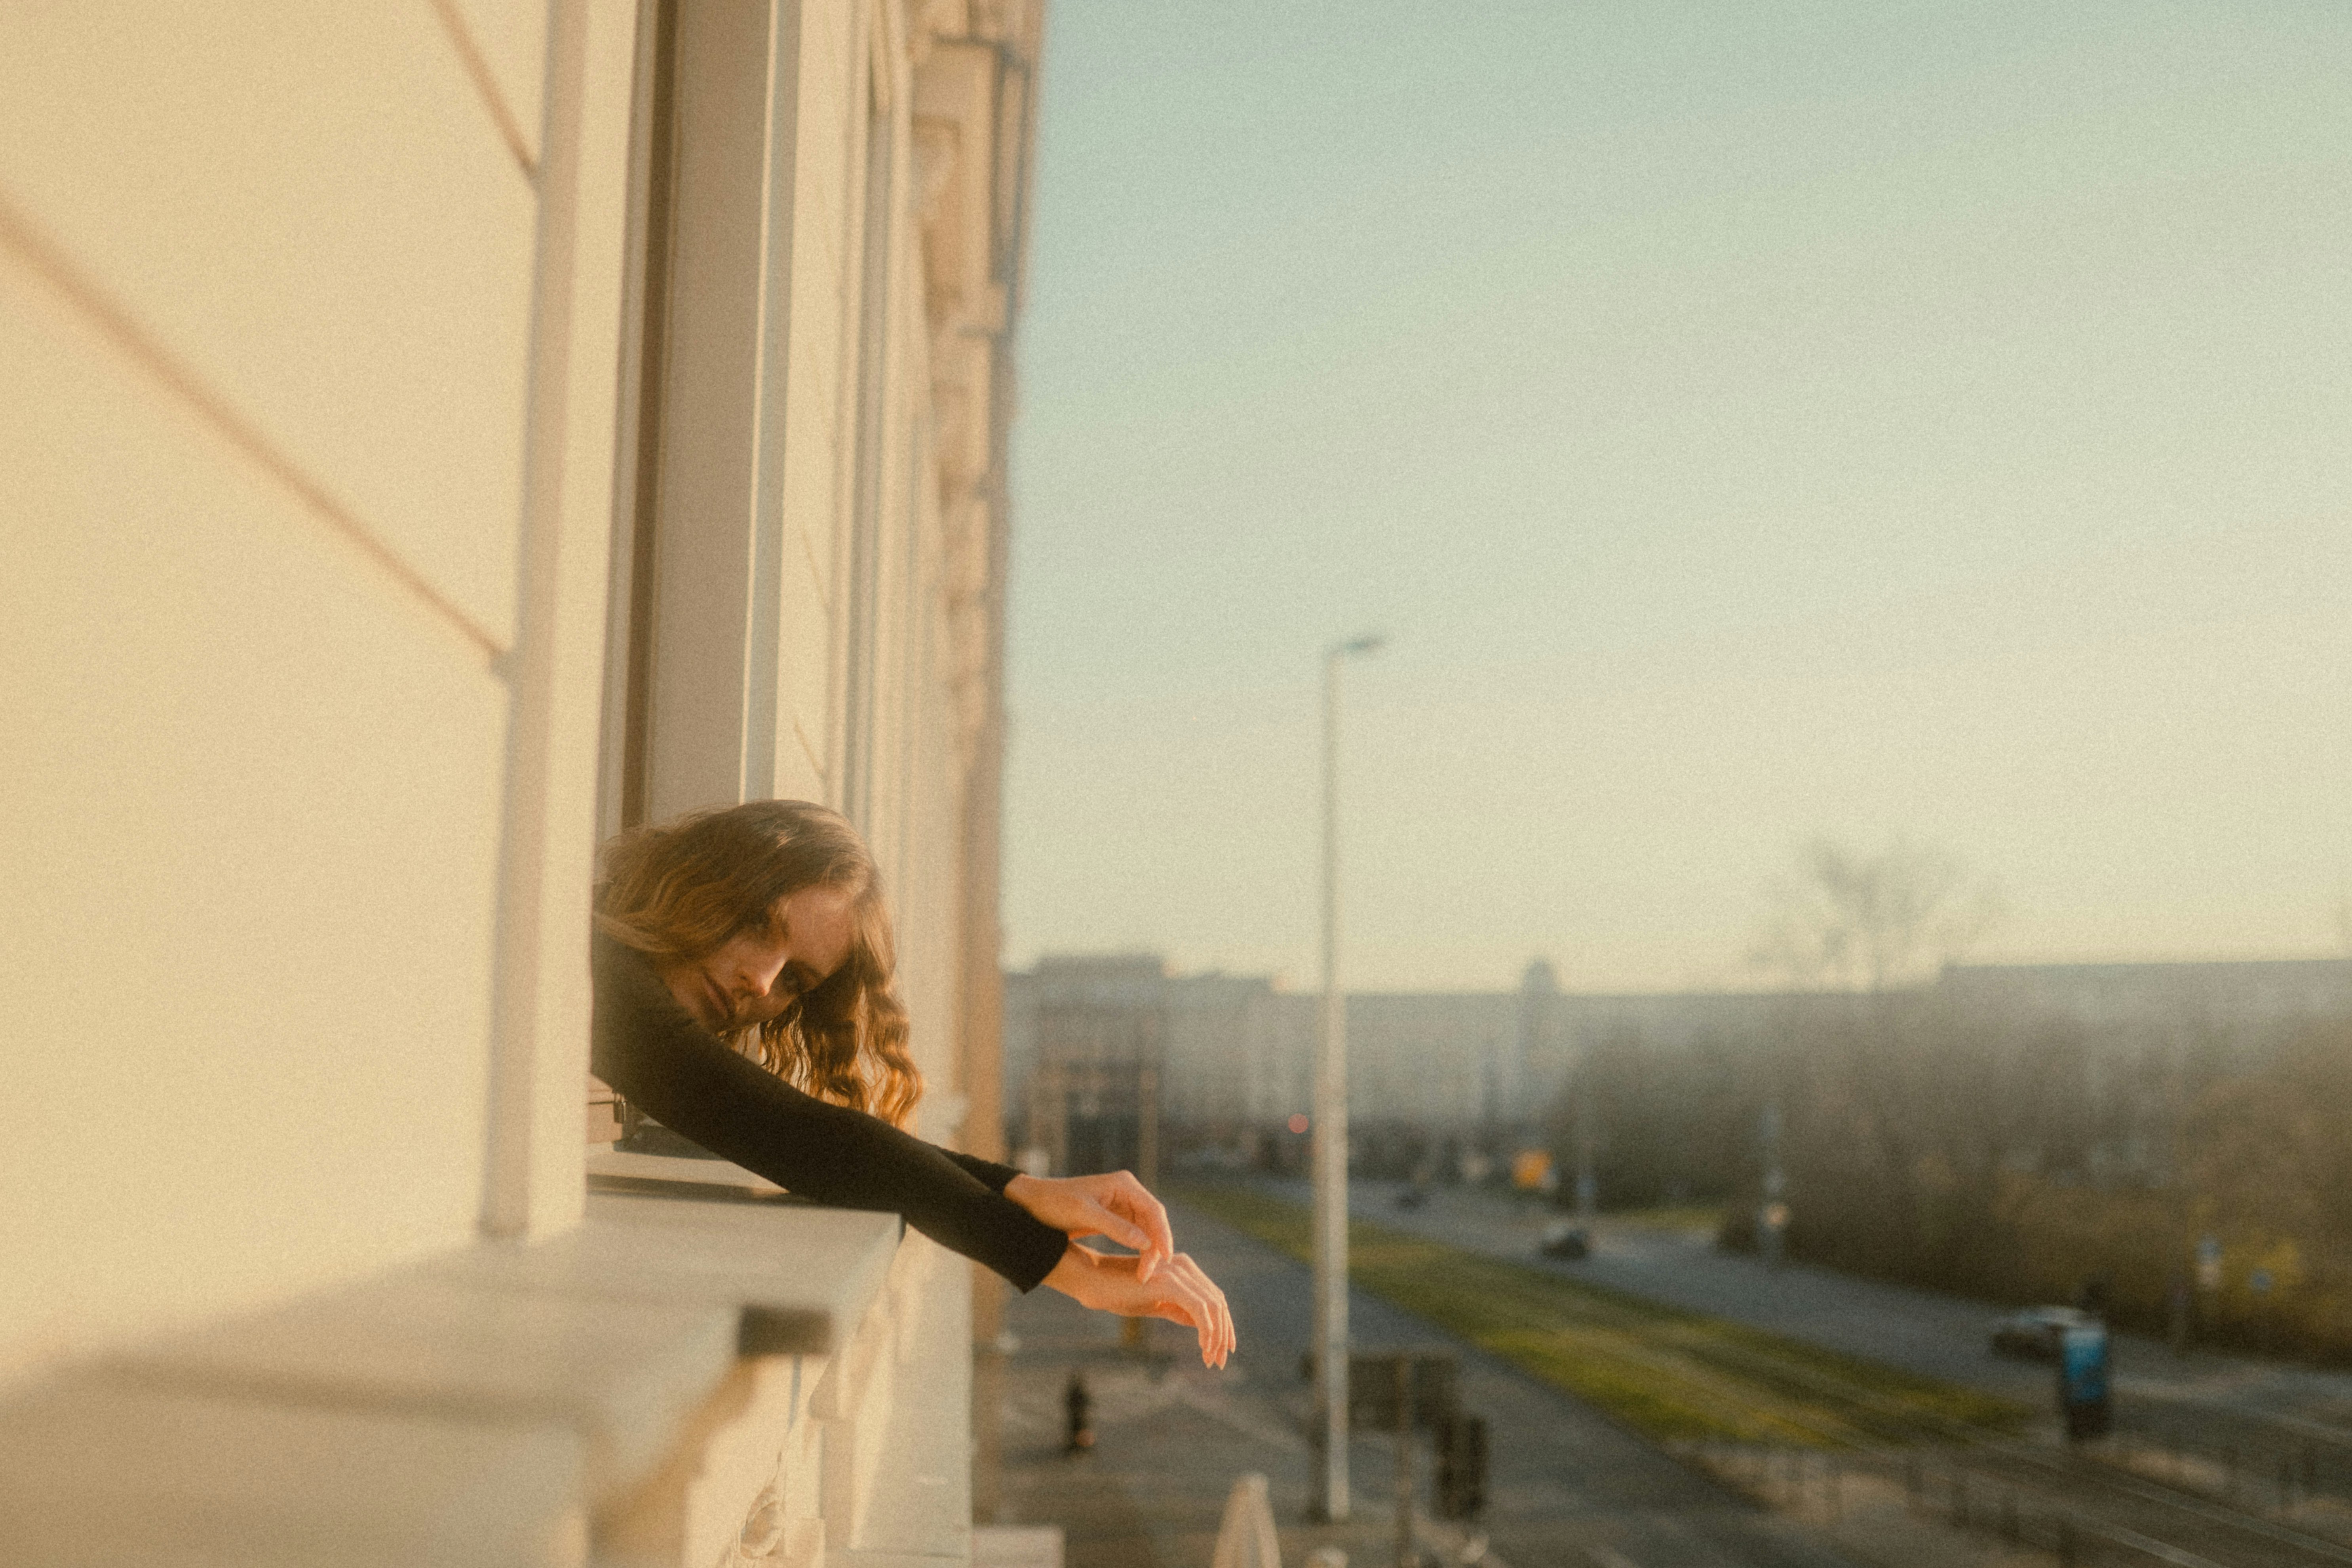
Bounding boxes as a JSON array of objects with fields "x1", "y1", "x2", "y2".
[
  {"x1": 1749, "y1": 836, "x2": 2004, "y2": 993},
  {"x1": 1744, "y1": 839, "x2": 2018, "y2": 1285}
]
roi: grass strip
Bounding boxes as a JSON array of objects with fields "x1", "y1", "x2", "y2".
[
  {"x1": 1603, "y1": 1204, "x2": 1724, "y2": 1236},
  {"x1": 1175, "y1": 1181, "x2": 2031, "y2": 1450}
]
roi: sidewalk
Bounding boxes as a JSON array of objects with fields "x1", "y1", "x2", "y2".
[{"x1": 979, "y1": 1220, "x2": 1447, "y2": 1568}]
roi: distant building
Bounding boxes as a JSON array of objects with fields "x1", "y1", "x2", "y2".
[
  {"x1": 1343, "y1": 990, "x2": 1521, "y2": 1129},
  {"x1": 1009, "y1": 955, "x2": 1316, "y2": 1172},
  {"x1": 1004, "y1": 953, "x2": 2352, "y2": 1157},
  {"x1": 1017, "y1": 954, "x2": 1167, "y2": 1178},
  {"x1": 1005, "y1": 954, "x2": 1788, "y2": 1137},
  {"x1": 1937, "y1": 957, "x2": 2352, "y2": 1046}
]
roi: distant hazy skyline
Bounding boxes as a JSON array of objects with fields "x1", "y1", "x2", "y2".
[{"x1": 1000, "y1": 2, "x2": 2352, "y2": 993}]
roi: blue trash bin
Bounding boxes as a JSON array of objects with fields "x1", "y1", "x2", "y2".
[{"x1": 2059, "y1": 1322, "x2": 2111, "y2": 1441}]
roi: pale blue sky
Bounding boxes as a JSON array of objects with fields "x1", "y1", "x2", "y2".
[{"x1": 1000, "y1": 1, "x2": 2352, "y2": 992}]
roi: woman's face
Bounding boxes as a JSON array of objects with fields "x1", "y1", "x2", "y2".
[{"x1": 658, "y1": 881, "x2": 857, "y2": 1032}]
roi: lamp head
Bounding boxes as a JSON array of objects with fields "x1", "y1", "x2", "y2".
[{"x1": 1333, "y1": 632, "x2": 1387, "y2": 659}]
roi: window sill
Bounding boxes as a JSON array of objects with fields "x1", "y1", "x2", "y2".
[{"x1": 0, "y1": 1166, "x2": 907, "y2": 1567}]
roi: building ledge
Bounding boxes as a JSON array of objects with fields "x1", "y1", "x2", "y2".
[
  {"x1": 586, "y1": 1143, "x2": 788, "y2": 1200},
  {"x1": 505, "y1": 1170, "x2": 906, "y2": 1358},
  {"x1": 0, "y1": 1377, "x2": 587, "y2": 1568},
  {"x1": 838, "y1": 1239, "x2": 973, "y2": 1562},
  {"x1": 0, "y1": 1167, "x2": 908, "y2": 1567}
]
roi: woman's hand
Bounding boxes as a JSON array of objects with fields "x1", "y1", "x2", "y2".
[
  {"x1": 1042, "y1": 1243, "x2": 1236, "y2": 1369},
  {"x1": 1004, "y1": 1171, "x2": 1175, "y2": 1280}
]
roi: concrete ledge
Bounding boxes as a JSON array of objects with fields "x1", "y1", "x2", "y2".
[
  {"x1": 0, "y1": 1380, "x2": 585, "y2": 1568},
  {"x1": 841, "y1": 1249, "x2": 972, "y2": 1560},
  {"x1": 0, "y1": 1176, "x2": 909, "y2": 1566},
  {"x1": 105, "y1": 1266, "x2": 741, "y2": 1500},
  {"x1": 586, "y1": 1144, "x2": 788, "y2": 1199},
  {"x1": 459, "y1": 1190, "x2": 906, "y2": 1356},
  {"x1": 971, "y1": 1526, "x2": 1065, "y2": 1568}
]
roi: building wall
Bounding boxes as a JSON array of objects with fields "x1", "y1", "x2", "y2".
[
  {"x1": 1, "y1": 0, "x2": 591, "y2": 1380},
  {"x1": 3, "y1": 4, "x2": 1044, "y2": 1558},
  {"x1": 1007, "y1": 963, "x2": 1318, "y2": 1157}
]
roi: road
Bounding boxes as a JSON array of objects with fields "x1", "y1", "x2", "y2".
[
  {"x1": 1226, "y1": 1176, "x2": 2352, "y2": 1567},
  {"x1": 1287, "y1": 1176, "x2": 2352, "y2": 1447},
  {"x1": 987, "y1": 1195, "x2": 1866, "y2": 1568}
]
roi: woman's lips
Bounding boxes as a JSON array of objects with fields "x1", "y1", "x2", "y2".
[{"x1": 702, "y1": 976, "x2": 730, "y2": 1027}]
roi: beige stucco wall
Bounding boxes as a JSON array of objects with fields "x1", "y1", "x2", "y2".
[{"x1": 0, "y1": 0, "x2": 560, "y2": 1380}]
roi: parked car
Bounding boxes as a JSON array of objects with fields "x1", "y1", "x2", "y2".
[
  {"x1": 1393, "y1": 1187, "x2": 1429, "y2": 1211},
  {"x1": 1990, "y1": 1305, "x2": 2095, "y2": 1360},
  {"x1": 1538, "y1": 1220, "x2": 1590, "y2": 1260}
]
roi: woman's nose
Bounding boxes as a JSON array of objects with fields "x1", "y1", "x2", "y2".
[{"x1": 738, "y1": 950, "x2": 789, "y2": 999}]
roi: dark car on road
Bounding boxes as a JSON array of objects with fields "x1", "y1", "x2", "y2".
[
  {"x1": 1990, "y1": 1305, "x2": 2095, "y2": 1360},
  {"x1": 1538, "y1": 1220, "x2": 1590, "y2": 1260}
]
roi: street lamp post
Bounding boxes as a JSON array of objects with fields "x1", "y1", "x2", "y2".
[{"x1": 1314, "y1": 632, "x2": 1384, "y2": 1523}]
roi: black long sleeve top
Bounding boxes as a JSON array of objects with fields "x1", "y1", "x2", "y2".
[{"x1": 589, "y1": 929, "x2": 1070, "y2": 1292}]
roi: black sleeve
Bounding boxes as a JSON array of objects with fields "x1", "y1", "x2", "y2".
[
  {"x1": 590, "y1": 931, "x2": 1070, "y2": 1292},
  {"x1": 942, "y1": 1148, "x2": 1024, "y2": 1192}
]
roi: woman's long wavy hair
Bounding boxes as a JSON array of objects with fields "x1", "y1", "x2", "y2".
[{"x1": 594, "y1": 800, "x2": 921, "y2": 1128}]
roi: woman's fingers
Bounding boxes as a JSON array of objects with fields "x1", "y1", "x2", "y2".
[
  {"x1": 1150, "y1": 1252, "x2": 1234, "y2": 1368},
  {"x1": 1046, "y1": 1240, "x2": 1234, "y2": 1370},
  {"x1": 1155, "y1": 1275, "x2": 1216, "y2": 1364},
  {"x1": 1087, "y1": 1196, "x2": 1155, "y2": 1258},
  {"x1": 1004, "y1": 1174, "x2": 1162, "y2": 1262},
  {"x1": 1200, "y1": 1262, "x2": 1234, "y2": 1367},
  {"x1": 1094, "y1": 1172, "x2": 1174, "y2": 1280}
]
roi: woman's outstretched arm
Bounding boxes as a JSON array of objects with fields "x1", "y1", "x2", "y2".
[
  {"x1": 592, "y1": 929, "x2": 1236, "y2": 1365},
  {"x1": 591, "y1": 931, "x2": 1070, "y2": 1291}
]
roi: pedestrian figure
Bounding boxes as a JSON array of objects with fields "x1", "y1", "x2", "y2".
[{"x1": 1065, "y1": 1370, "x2": 1095, "y2": 1455}]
